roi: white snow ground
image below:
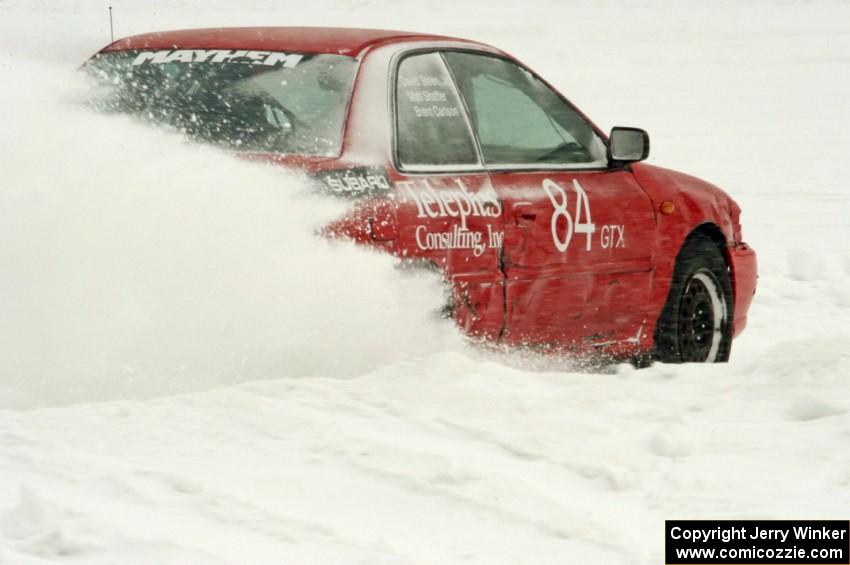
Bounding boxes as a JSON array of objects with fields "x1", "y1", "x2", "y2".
[{"x1": 1, "y1": 1, "x2": 849, "y2": 563}]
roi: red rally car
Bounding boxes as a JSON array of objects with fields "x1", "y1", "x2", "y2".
[{"x1": 85, "y1": 27, "x2": 757, "y2": 363}]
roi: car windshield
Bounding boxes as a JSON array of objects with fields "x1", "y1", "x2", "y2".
[{"x1": 85, "y1": 49, "x2": 358, "y2": 156}]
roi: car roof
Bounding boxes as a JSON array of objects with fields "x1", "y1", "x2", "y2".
[{"x1": 101, "y1": 26, "x2": 483, "y2": 57}]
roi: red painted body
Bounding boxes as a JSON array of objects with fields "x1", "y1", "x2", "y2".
[{"x1": 92, "y1": 27, "x2": 758, "y2": 359}]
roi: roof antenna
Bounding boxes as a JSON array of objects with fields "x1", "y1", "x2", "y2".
[{"x1": 108, "y1": 6, "x2": 114, "y2": 43}]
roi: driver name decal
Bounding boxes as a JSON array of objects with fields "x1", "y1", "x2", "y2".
[{"x1": 131, "y1": 50, "x2": 304, "y2": 68}]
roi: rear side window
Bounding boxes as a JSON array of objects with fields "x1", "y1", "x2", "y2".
[
  {"x1": 443, "y1": 52, "x2": 607, "y2": 167},
  {"x1": 395, "y1": 53, "x2": 479, "y2": 169},
  {"x1": 85, "y1": 50, "x2": 357, "y2": 156}
]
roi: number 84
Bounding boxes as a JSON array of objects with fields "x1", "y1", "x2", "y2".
[{"x1": 542, "y1": 178, "x2": 596, "y2": 253}]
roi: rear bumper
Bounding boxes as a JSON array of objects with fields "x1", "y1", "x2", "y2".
[{"x1": 727, "y1": 242, "x2": 757, "y2": 337}]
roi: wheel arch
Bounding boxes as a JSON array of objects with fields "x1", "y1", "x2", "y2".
[{"x1": 688, "y1": 222, "x2": 728, "y2": 258}]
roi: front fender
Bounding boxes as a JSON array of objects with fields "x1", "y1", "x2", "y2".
[
  {"x1": 631, "y1": 163, "x2": 735, "y2": 245},
  {"x1": 630, "y1": 163, "x2": 738, "y2": 333}
]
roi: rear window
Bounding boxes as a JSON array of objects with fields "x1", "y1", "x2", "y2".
[{"x1": 85, "y1": 49, "x2": 358, "y2": 156}]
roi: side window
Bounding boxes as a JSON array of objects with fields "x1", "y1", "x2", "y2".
[
  {"x1": 443, "y1": 52, "x2": 607, "y2": 167},
  {"x1": 395, "y1": 52, "x2": 479, "y2": 168}
]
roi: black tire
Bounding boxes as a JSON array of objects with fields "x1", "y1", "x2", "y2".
[{"x1": 654, "y1": 233, "x2": 733, "y2": 363}]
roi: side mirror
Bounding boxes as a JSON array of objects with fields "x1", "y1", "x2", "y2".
[{"x1": 608, "y1": 127, "x2": 650, "y2": 163}]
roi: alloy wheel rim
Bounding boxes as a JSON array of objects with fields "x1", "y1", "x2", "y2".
[{"x1": 678, "y1": 271, "x2": 726, "y2": 362}]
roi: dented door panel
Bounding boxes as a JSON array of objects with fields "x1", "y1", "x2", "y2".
[{"x1": 493, "y1": 169, "x2": 657, "y2": 351}]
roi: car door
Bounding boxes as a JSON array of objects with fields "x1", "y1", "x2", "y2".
[
  {"x1": 390, "y1": 50, "x2": 505, "y2": 340},
  {"x1": 442, "y1": 51, "x2": 657, "y2": 352}
]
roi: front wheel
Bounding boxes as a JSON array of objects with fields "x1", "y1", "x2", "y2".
[{"x1": 654, "y1": 234, "x2": 733, "y2": 363}]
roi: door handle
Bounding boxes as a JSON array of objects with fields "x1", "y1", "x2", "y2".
[{"x1": 513, "y1": 205, "x2": 537, "y2": 224}]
